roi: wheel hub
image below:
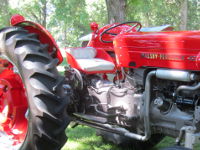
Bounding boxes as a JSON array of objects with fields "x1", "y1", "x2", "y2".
[{"x1": 0, "y1": 67, "x2": 28, "y2": 146}]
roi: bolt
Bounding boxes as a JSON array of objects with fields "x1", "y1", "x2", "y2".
[
  {"x1": 3, "y1": 62, "x2": 9, "y2": 67},
  {"x1": 3, "y1": 85, "x2": 8, "y2": 92},
  {"x1": 154, "y1": 97, "x2": 164, "y2": 108}
]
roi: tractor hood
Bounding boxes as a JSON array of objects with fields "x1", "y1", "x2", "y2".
[{"x1": 113, "y1": 31, "x2": 200, "y2": 71}]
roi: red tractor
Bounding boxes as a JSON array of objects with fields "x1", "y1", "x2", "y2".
[{"x1": 0, "y1": 15, "x2": 200, "y2": 150}]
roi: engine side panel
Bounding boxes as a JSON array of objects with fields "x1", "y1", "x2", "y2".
[{"x1": 114, "y1": 31, "x2": 200, "y2": 70}]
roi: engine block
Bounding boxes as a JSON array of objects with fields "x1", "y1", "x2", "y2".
[{"x1": 88, "y1": 78, "x2": 143, "y2": 127}]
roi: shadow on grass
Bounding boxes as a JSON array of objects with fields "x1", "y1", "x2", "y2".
[
  {"x1": 62, "y1": 125, "x2": 170, "y2": 150},
  {"x1": 62, "y1": 125, "x2": 200, "y2": 150},
  {"x1": 62, "y1": 125, "x2": 124, "y2": 150}
]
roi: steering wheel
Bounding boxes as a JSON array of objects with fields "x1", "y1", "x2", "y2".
[{"x1": 100, "y1": 21, "x2": 142, "y2": 43}]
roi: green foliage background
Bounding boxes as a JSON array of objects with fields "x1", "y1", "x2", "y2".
[{"x1": 0, "y1": 0, "x2": 200, "y2": 47}]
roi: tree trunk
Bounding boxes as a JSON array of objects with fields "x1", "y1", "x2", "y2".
[
  {"x1": 30, "y1": 0, "x2": 47, "y2": 28},
  {"x1": 105, "y1": 0, "x2": 127, "y2": 24},
  {"x1": 179, "y1": 0, "x2": 188, "y2": 30},
  {"x1": 143, "y1": 12, "x2": 150, "y2": 27},
  {"x1": 42, "y1": 0, "x2": 47, "y2": 28}
]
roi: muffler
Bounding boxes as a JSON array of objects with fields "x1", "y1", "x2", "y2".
[{"x1": 156, "y1": 69, "x2": 198, "y2": 82}]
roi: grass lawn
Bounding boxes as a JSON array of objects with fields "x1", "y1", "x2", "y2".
[{"x1": 61, "y1": 125, "x2": 200, "y2": 150}]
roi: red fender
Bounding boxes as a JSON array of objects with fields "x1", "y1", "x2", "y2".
[{"x1": 10, "y1": 14, "x2": 63, "y2": 64}]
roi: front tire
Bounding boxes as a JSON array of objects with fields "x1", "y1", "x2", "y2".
[
  {"x1": 160, "y1": 146, "x2": 192, "y2": 150},
  {"x1": 97, "y1": 130, "x2": 164, "y2": 150},
  {"x1": 0, "y1": 27, "x2": 70, "y2": 150}
]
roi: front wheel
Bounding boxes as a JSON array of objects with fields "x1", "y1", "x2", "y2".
[
  {"x1": 0, "y1": 27, "x2": 70, "y2": 150},
  {"x1": 97, "y1": 130, "x2": 164, "y2": 150},
  {"x1": 160, "y1": 146, "x2": 192, "y2": 150}
]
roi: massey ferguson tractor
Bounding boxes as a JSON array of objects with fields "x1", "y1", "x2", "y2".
[{"x1": 0, "y1": 14, "x2": 200, "y2": 150}]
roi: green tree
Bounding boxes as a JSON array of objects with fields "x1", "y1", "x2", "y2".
[
  {"x1": 179, "y1": 0, "x2": 188, "y2": 30},
  {"x1": 86, "y1": 0, "x2": 107, "y2": 26},
  {"x1": 0, "y1": 0, "x2": 11, "y2": 27},
  {"x1": 50, "y1": 0, "x2": 90, "y2": 47},
  {"x1": 17, "y1": 0, "x2": 49, "y2": 28},
  {"x1": 187, "y1": 0, "x2": 200, "y2": 30},
  {"x1": 126, "y1": 0, "x2": 199, "y2": 30},
  {"x1": 1, "y1": 0, "x2": 199, "y2": 48}
]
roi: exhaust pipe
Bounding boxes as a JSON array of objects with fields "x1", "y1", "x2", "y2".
[
  {"x1": 155, "y1": 69, "x2": 200, "y2": 95},
  {"x1": 156, "y1": 69, "x2": 198, "y2": 82},
  {"x1": 142, "y1": 69, "x2": 199, "y2": 141},
  {"x1": 176, "y1": 83, "x2": 200, "y2": 95},
  {"x1": 131, "y1": 69, "x2": 199, "y2": 140}
]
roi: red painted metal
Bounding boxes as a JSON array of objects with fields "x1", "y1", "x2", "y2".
[
  {"x1": 90, "y1": 22, "x2": 99, "y2": 33},
  {"x1": 88, "y1": 23, "x2": 135, "y2": 52},
  {"x1": 72, "y1": 22, "x2": 200, "y2": 73},
  {"x1": 0, "y1": 68, "x2": 28, "y2": 145},
  {"x1": 10, "y1": 14, "x2": 63, "y2": 64},
  {"x1": 114, "y1": 31, "x2": 200, "y2": 70},
  {"x1": 10, "y1": 14, "x2": 25, "y2": 25},
  {"x1": 66, "y1": 48, "x2": 116, "y2": 74},
  {"x1": 86, "y1": 23, "x2": 139, "y2": 71}
]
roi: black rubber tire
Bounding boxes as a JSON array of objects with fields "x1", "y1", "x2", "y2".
[
  {"x1": 0, "y1": 27, "x2": 70, "y2": 150},
  {"x1": 97, "y1": 130, "x2": 164, "y2": 150},
  {"x1": 160, "y1": 146, "x2": 192, "y2": 150}
]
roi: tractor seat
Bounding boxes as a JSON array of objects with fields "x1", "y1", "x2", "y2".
[{"x1": 66, "y1": 47, "x2": 115, "y2": 73}]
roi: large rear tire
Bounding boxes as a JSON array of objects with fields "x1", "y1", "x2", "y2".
[
  {"x1": 0, "y1": 27, "x2": 70, "y2": 150},
  {"x1": 97, "y1": 130, "x2": 164, "y2": 150}
]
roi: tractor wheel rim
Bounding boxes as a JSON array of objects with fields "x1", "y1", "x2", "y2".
[{"x1": 0, "y1": 60, "x2": 28, "y2": 148}]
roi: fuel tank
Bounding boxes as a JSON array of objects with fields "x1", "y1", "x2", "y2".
[{"x1": 113, "y1": 31, "x2": 200, "y2": 71}]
